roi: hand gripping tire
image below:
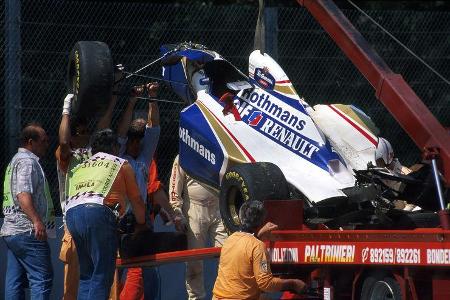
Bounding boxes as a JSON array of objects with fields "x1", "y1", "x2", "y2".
[
  {"x1": 219, "y1": 162, "x2": 289, "y2": 233},
  {"x1": 360, "y1": 273, "x2": 402, "y2": 300},
  {"x1": 67, "y1": 41, "x2": 114, "y2": 118}
]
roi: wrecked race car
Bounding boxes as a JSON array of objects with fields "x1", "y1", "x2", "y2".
[
  {"x1": 159, "y1": 42, "x2": 443, "y2": 232},
  {"x1": 64, "y1": 0, "x2": 449, "y2": 234},
  {"x1": 66, "y1": 38, "x2": 446, "y2": 232}
]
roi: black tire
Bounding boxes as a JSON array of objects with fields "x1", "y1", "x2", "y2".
[
  {"x1": 360, "y1": 274, "x2": 402, "y2": 300},
  {"x1": 219, "y1": 162, "x2": 289, "y2": 233},
  {"x1": 67, "y1": 41, "x2": 114, "y2": 118},
  {"x1": 395, "y1": 212, "x2": 440, "y2": 229}
]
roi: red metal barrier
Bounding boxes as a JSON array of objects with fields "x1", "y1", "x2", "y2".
[{"x1": 116, "y1": 247, "x2": 221, "y2": 268}]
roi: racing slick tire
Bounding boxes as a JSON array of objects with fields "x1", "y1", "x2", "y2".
[
  {"x1": 219, "y1": 162, "x2": 289, "y2": 233},
  {"x1": 67, "y1": 41, "x2": 114, "y2": 118},
  {"x1": 360, "y1": 274, "x2": 402, "y2": 300}
]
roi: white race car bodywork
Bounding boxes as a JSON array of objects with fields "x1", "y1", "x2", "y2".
[{"x1": 162, "y1": 44, "x2": 380, "y2": 203}]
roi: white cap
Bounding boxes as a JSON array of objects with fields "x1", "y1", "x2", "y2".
[{"x1": 375, "y1": 137, "x2": 394, "y2": 165}]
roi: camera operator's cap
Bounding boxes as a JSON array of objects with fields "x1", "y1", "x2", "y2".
[{"x1": 375, "y1": 137, "x2": 394, "y2": 165}]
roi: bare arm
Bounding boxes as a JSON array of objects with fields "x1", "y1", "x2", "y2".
[
  {"x1": 117, "y1": 96, "x2": 138, "y2": 138},
  {"x1": 152, "y1": 188, "x2": 176, "y2": 221},
  {"x1": 59, "y1": 114, "x2": 72, "y2": 161},
  {"x1": 135, "y1": 83, "x2": 161, "y2": 165},
  {"x1": 146, "y1": 82, "x2": 160, "y2": 127},
  {"x1": 122, "y1": 163, "x2": 146, "y2": 224},
  {"x1": 148, "y1": 102, "x2": 160, "y2": 127},
  {"x1": 257, "y1": 222, "x2": 279, "y2": 240},
  {"x1": 129, "y1": 195, "x2": 146, "y2": 225},
  {"x1": 97, "y1": 68, "x2": 123, "y2": 130},
  {"x1": 17, "y1": 192, "x2": 47, "y2": 241},
  {"x1": 59, "y1": 94, "x2": 74, "y2": 160},
  {"x1": 279, "y1": 279, "x2": 306, "y2": 295}
]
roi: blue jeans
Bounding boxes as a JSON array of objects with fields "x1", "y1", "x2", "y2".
[
  {"x1": 144, "y1": 267, "x2": 161, "y2": 299},
  {"x1": 66, "y1": 203, "x2": 118, "y2": 300},
  {"x1": 3, "y1": 232, "x2": 53, "y2": 300}
]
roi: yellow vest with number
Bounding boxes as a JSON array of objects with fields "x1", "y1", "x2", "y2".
[{"x1": 66, "y1": 152, "x2": 124, "y2": 211}]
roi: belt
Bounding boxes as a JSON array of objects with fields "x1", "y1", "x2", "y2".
[
  {"x1": 83, "y1": 203, "x2": 120, "y2": 218},
  {"x1": 83, "y1": 203, "x2": 103, "y2": 208}
]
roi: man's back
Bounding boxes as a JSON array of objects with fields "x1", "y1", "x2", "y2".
[{"x1": 213, "y1": 232, "x2": 282, "y2": 299}]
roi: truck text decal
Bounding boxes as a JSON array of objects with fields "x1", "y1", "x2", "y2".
[
  {"x1": 305, "y1": 244, "x2": 355, "y2": 263},
  {"x1": 427, "y1": 249, "x2": 450, "y2": 265},
  {"x1": 268, "y1": 248, "x2": 299, "y2": 263},
  {"x1": 361, "y1": 247, "x2": 421, "y2": 264}
]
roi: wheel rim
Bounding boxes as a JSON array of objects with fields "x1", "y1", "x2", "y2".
[
  {"x1": 370, "y1": 280, "x2": 396, "y2": 300},
  {"x1": 227, "y1": 186, "x2": 244, "y2": 226}
]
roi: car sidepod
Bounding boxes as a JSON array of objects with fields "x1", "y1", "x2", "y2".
[
  {"x1": 172, "y1": 45, "x2": 357, "y2": 203},
  {"x1": 179, "y1": 102, "x2": 225, "y2": 188}
]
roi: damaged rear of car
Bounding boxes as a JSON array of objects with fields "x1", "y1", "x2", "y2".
[{"x1": 160, "y1": 42, "x2": 418, "y2": 232}]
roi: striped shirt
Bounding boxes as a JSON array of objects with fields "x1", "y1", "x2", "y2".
[{"x1": 1, "y1": 148, "x2": 50, "y2": 236}]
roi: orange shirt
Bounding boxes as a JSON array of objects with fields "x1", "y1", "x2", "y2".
[
  {"x1": 213, "y1": 232, "x2": 283, "y2": 299},
  {"x1": 147, "y1": 158, "x2": 162, "y2": 195},
  {"x1": 56, "y1": 147, "x2": 141, "y2": 217}
]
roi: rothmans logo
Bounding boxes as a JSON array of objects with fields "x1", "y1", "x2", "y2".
[
  {"x1": 235, "y1": 90, "x2": 320, "y2": 160},
  {"x1": 179, "y1": 127, "x2": 216, "y2": 165},
  {"x1": 239, "y1": 90, "x2": 307, "y2": 132}
]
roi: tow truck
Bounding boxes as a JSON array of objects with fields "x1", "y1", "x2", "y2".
[{"x1": 117, "y1": 1, "x2": 450, "y2": 299}]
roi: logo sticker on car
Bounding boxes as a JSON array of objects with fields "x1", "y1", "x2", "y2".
[
  {"x1": 254, "y1": 67, "x2": 275, "y2": 90},
  {"x1": 248, "y1": 111, "x2": 263, "y2": 126}
]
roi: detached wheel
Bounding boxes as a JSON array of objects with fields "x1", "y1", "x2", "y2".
[
  {"x1": 219, "y1": 162, "x2": 289, "y2": 233},
  {"x1": 67, "y1": 41, "x2": 114, "y2": 118},
  {"x1": 361, "y1": 274, "x2": 402, "y2": 300}
]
